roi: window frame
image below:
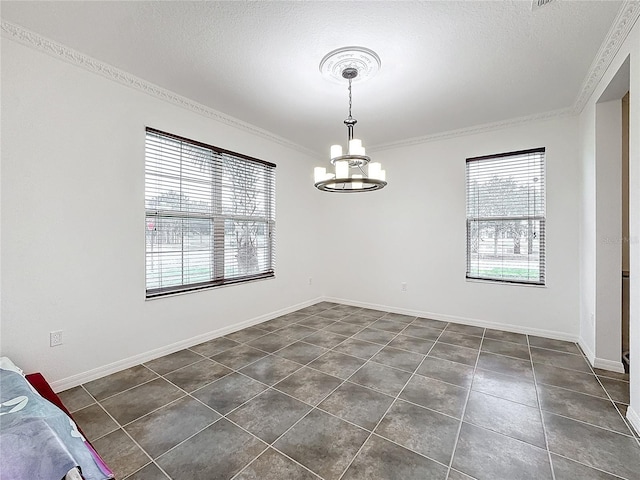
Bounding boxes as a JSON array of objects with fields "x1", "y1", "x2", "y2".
[
  {"x1": 144, "y1": 127, "x2": 276, "y2": 299},
  {"x1": 465, "y1": 147, "x2": 546, "y2": 286}
]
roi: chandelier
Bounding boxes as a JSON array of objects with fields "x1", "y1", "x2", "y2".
[{"x1": 314, "y1": 47, "x2": 387, "y2": 193}]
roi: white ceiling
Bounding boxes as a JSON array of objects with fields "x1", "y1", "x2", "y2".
[{"x1": 1, "y1": 1, "x2": 624, "y2": 156}]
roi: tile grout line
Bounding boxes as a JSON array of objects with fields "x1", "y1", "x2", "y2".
[
  {"x1": 530, "y1": 344, "x2": 589, "y2": 357},
  {"x1": 221, "y1": 341, "x2": 474, "y2": 433},
  {"x1": 233, "y1": 373, "x2": 460, "y2": 476},
  {"x1": 90, "y1": 309, "x2": 454, "y2": 478},
  {"x1": 79, "y1": 384, "x2": 174, "y2": 480},
  {"x1": 443, "y1": 326, "x2": 486, "y2": 480},
  {"x1": 82, "y1": 323, "x2": 393, "y2": 480},
  {"x1": 152, "y1": 414, "x2": 269, "y2": 475},
  {"x1": 238, "y1": 312, "x2": 419, "y2": 478},
  {"x1": 236, "y1": 359, "x2": 468, "y2": 437},
  {"x1": 576, "y1": 347, "x2": 640, "y2": 447},
  {"x1": 527, "y1": 334, "x2": 557, "y2": 480},
  {"x1": 368, "y1": 431, "x2": 454, "y2": 471},
  {"x1": 535, "y1": 410, "x2": 637, "y2": 438},
  {"x1": 84, "y1": 366, "x2": 161, "y2": 403},
  {"x1": 75, "y1": 306, "x2": 380, "y2": 480},
  {"x1": 453, "y1": 377, "x2": 637, "y2": 439},
  {"x1": 534, "y1": 378, "x2": 626, "y2": 403},
  {"x1": 196, "y1": 322, "x2": 639, "y2": 478},
  {"x1": 460, "y1": 376, "x2": 537, "y2": 407},
  {"x1": 550, "y1": 452, "x2": 630, "y2": 480},
  {"x1": 255, "y1": 316, "x2": 398, "y2": 430},
  {"x1": 223, "y1": 319, "x2": 367, "y2": 392},
  {"x1": 135, "y1": 372, "x2": 279, "y2": 478},
  {"x1": 112, "y1": 389, "x2": 217, "y2": 480},
  {"x1": 467, "y1": 353, "x2": 627, "y2": 407},
  {"x1": 93, "y1": 360, "x2": 249, "y2": 480},
  {"x1": 224, "y1": 318, "x2": 393, "y2": 480},
  {"x1": 336, "y1": 321, "x2": 455, "y2": 480},
  {"x1": 83, "y1": 308, "x2": 452, "y2": 479},
  {"x1": 78, "y1": 304, "x2": 634, "y2": 480},
  {"x1": 226, "y1": 305, "x2": 385, "y2": 480},
  {"x1": 594, "y1": 372, "x2": 631, "y2": 383},
  {"x1": 542, "y1": 343, "x2": 638, "y2": 477},
  {"x1": 188, "y1": 322, "x2": 389, "y2": 409},
  {"x1": 227, "y1": 440, "x2": 323, "y2": 480},
  {"x1": 235, "y1": 315, "x2": 426, "y2": 388},
  {"x1": 341, "y1": 322, "x2": 480, "y2": 477},
  {"x1": 91, "y1": 360, "x2": 216, "y2": 435},
  {"x1": 151, "y1": 307, "x2": 376, "y2": 479}
]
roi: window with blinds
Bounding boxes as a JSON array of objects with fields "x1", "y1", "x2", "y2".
[
  {"x1": 145, "y1": 128, "x2": 276, "y2": 298},
  {"x1": 466, "y1": 148, "x2": 545, "y2": 285}
]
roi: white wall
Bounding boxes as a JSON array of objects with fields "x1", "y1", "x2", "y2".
[
  {"x1": 320, "y1": 116, "x2": 581, "y2": 338},
  {"x1": 631, "y1": 30, "x2": 640, "y2": 432},
  {"x1": 578, "y1": 19, "x2": 640, "y2": 433},
  {"x1": 0, "y1": 39, "x2": 324, "y2": 389},
  {"x1": 579, "y1": 99, "x2": 597, "y2": 358},
  {"x1": 595, "y1": 99, "x2": 623, "y2": 365}
]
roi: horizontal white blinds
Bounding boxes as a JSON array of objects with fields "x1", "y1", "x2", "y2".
[
  {"x1": 466, "y1": 148, "x2": 545, "y2": 285},
  {"x1": 145, "y1": 128, "x2": 276, "y2": 297}
]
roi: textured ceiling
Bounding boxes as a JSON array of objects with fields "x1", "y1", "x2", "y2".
[{"x1": 0, "y1": 1, "x2": 624, "y2": 156}]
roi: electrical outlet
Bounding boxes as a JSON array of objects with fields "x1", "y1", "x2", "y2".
[
  {"x1": 401, "y1": 282, "x2": 407, "y2": 292},
  {"x1": 50, "y1": 330, "x2": 63, "y2": 347},
  {"x1": 308, "y1": 277, "x2": 313, "y2": 285}
]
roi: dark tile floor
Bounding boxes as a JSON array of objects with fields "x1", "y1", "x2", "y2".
[{"x1": 59, "y1": 302, "x2": 640, "y2": 480}]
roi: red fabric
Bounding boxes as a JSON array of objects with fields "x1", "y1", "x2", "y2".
[{"x1": 25, "y1": 373, "x2": 74, "y2": 418}]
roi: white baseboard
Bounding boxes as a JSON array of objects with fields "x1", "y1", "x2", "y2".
[
  {"x1": 325, "y1": 296, "x2": 579, "y2": 342},
  {"x1": 50, "y1": 295, "x2": 625, "y2": 391},
  {"x1": 578, "y1": 337, "x2": 596, "y2": 364},
  {"x1": 578, "y1": 337, "x2": 626, "y2": 373},
  {"x1": 50, "y1": 297, "x2": 322, "y2": 392},
  {"x1": 593, "y1": 357, "x2": 626, "y2": 373},
  {"x1": 627, "y1": 406, "x2": 640, "y2": 437}
]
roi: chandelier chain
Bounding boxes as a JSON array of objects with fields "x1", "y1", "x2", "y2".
[{"x1": 348, "y1": 78, "x2": 353, "y2": 119}]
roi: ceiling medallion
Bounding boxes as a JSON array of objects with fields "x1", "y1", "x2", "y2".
[{"x1": 319, "y1": 46, "x2": 381, "y2": 84}]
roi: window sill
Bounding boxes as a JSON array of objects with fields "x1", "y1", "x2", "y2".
[
  {"x1": 145, "y1": 274, "x2": 275, "y2": 300},
  {"x1": 465, "y1": 277, "x2": 546, "y2": 288}
]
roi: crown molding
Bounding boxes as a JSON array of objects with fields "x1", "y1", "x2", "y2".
[
  {"x1": 572, "y1": 0, "x2": 640, "y2": 114},
  {"x1": 3, "y1": 1, "x2": 638, "y2": 156},
  {"x1": 0, "y1": 20, "x2": 319, "y2": 159},
  {"x1": 371, "y1": 0, "x2": 639, "y2": 153},
  {"x1": 370, "y1": 107, "x2": 573, "y2": 152}
]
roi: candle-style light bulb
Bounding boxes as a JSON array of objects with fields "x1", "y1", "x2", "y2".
[
  {"x1": 368, "y1": 162, "x2": 381, "y2": 180},
  {"x1": 349, "y1": 139, "x2": 362, "y2": 155},
  {"x1": 335, "y1": 161, "x2": 349, "y2": 179}
]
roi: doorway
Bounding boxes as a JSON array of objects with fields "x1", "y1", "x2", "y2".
[
  {"x1": 622, "y1": 91, "x2": 630, "y2": 372},
  {"x1": 592, "y1": 56, "x2": 629, "y2": 372}
]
